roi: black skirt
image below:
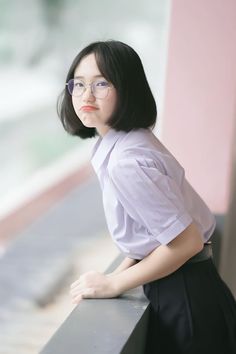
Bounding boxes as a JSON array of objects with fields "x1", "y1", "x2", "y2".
[{"x1": 142, "y1": 257, "x2": 236, "y2": 354}]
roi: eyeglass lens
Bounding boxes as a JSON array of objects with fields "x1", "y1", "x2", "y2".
[{"x1": 67, "y1": 79, "x2": 110, "y2": 98}]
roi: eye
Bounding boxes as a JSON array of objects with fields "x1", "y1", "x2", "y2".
[
  {"x1": 95, "y1": 80, "x2": 109, "y2": 87},
  {"x1": 74, "y1": 80, "x2": 84, "y2": 88}
]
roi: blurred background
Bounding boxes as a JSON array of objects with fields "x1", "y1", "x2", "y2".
[
  {"x1": 0, "y1": 0, "x2": 170, "y2": 224},
  {"x1": 0, "y1": 1, "x2": 171, "y2": 353},
  {"x1": 0, "y1": 0, "x2": 236, "y2": 353}
]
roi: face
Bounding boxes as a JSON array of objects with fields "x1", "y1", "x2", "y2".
[{"x1": 72, "y1": 53, "x2": 117, "y2": 137}]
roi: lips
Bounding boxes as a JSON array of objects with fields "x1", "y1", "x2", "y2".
[{"x1": 80, "y1": 105, "x2": 98, "y2": 112}]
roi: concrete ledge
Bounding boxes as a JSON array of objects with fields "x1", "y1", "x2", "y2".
[
  {"x1": 40, "y1": 254, "x2": 150, "y2": 354},
  {"x1": 40, "y1": 216, "x2": 225, "y2": 354}
]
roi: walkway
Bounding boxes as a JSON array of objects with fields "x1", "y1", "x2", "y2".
[{"x1": 0, "y1": 175, "x2": 119, "y2": 353}]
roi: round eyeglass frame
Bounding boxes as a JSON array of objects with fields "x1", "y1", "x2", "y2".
[{"x1": 65, "y1": 79, "x2": 113, "y2": 99}]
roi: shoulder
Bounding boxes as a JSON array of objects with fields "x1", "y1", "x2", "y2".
[
  {"x1": 110, "y1": 128, "x2": 154, "y2": 160},
  {"x1": 108, "y1": 128, "x2": 175, "y2": 175},
  {"x1": 115, "y1": 128, "x2": 156, "y2": 153}
]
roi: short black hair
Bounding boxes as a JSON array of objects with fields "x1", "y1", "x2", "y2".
[{"x1": 57, "y1": 40, "x2": 157, "y2": 139}]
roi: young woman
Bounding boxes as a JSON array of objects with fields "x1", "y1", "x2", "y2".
[{"x1": 58, "y1": 40, "x2": 236, "y2": 354}]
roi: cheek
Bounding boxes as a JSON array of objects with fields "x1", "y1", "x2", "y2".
[{"x1": 105, "y1": 94, "x2": 117, "y2": 114}]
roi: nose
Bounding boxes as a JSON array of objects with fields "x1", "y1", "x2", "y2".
[{"x1": 82, "y1": 85, "x2": 95, "y2": 102}]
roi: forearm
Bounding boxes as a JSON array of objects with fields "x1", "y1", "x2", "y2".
[
  {"x1": 107, "y1": 257, "x2": 137, "y2": 275},
  {"x1": 70, "y1": 223, "x2": 203, "y2": 303},
  {"x1": 110, "y1": 222, "x2": 203, "y2": 294}
]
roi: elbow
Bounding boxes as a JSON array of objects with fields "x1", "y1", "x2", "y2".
[
  {"x1": 193, "y1": 237, "x2": 204, "y2": 254},
  {"x1": 178, "y1": 222, "x2": 204, "y2": 258},
  {"x1": 168, "y1": 222, "x2": 205, "y2": 260},
  {"x1": 184, "y1": 235, "x2": 203, "y2": 261},
  {"x1": 189, "y1": 223, "x2": 204, "y2": 257}
]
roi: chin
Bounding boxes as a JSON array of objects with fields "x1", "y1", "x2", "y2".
[
  {"x1": 79, "y1": 119, "x2": 95, "y2": 128},
  {"x1": 83, "y1": 122, "x2": 96, "y2": 128}
]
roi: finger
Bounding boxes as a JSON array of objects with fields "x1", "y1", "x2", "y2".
[
  {"x1": 71, "y1": 288, "x2": 95, "y2": 301},
  {"x1": 81, "y1": 288, "x2": 96, "y2": 298},
  {"x1": 70, "y1": 284, "x2": 86, "y2": 297},
  {"x1": 70, "y1": 286, "x2": 82, "y2": 296},
  {"x1": 70, "y1": 279, "x2": 81, "y2": 289},
  {"x1": 72, "y1": 294, "x2": 83, "y2": 304}
]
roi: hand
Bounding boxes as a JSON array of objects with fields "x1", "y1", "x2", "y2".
[{"x1": 70, "y1": 270, "x2": 120, "y2": 304}]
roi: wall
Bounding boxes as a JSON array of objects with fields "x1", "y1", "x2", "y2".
[{"x1": 161, "y1": 0, "x2": 236, "y2": 213}]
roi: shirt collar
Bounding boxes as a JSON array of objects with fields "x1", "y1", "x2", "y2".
[{"x1": 91, "y1": 128, "x2": 125, "y2": 173}]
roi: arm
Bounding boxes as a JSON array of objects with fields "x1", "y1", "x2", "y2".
[
  {"x1": 110, "y1": 222, "x2": 203, "y2": 294},
  {"x1": 107, "y1": 257, "x2": 137, "y2": 276},
  {"x1": 70, "y1": 222, "x2": 203, "y2": 303}
]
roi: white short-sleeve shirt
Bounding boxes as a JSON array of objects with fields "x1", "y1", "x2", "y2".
[{"x1": 91, "y1": 127, "x2": 216, "y2": 260}]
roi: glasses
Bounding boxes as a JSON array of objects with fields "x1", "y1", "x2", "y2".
[{"x1": 66, "y1": 78, "x2": 113, "y2": 99}]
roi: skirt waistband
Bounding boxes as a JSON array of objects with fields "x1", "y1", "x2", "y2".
[{"x1": 186, "y1": 242, "x2": 213, "y2": 264}]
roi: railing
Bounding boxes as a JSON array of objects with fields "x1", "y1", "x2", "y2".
[
  {"x1": 40, "y1": 214, "x2": 229, "y2": 354},
  {"x1": 40, "y1": 253, "x2": 150, "y2": 354}
]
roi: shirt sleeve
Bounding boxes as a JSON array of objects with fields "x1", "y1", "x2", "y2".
[{"x1": 108, "y1": 157, "x2": 193, "y2": 245}]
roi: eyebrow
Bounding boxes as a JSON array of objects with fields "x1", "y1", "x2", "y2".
[{"x1": 74, "y1": 74, "x2": 104, "y2": 79}]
